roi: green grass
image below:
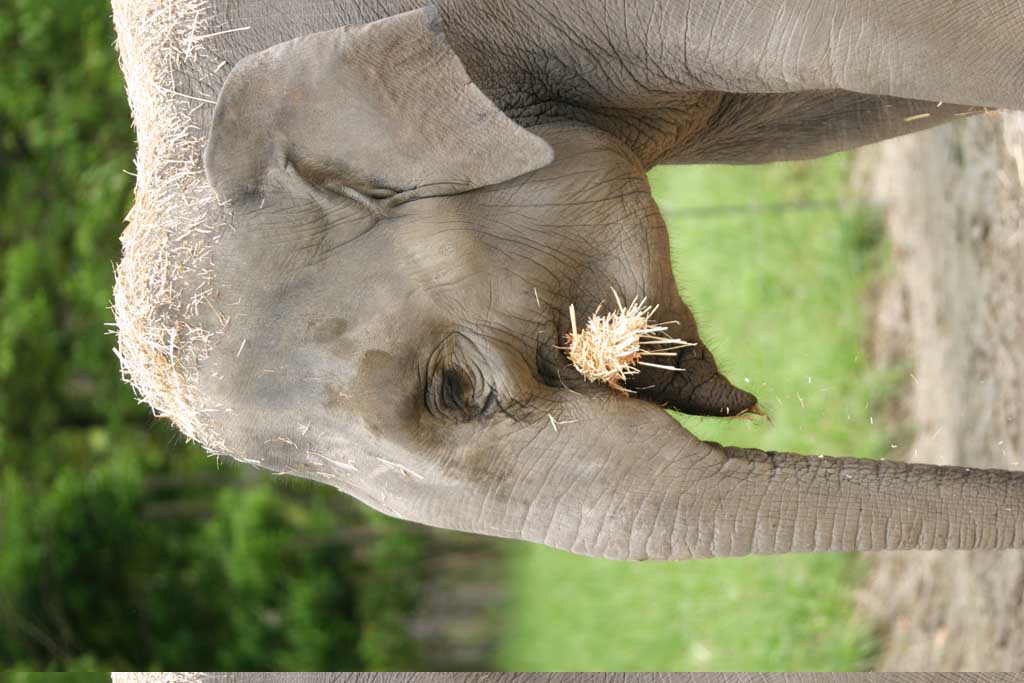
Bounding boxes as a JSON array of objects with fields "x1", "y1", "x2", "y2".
[{"x1": 495, "y1": 154, "x2": 896, "y2": 672}]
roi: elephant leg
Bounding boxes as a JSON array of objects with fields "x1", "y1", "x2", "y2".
[
  {"x1": 649, "y1": 0, "x2": 1024, "y2": 109},
  {"x1": 442, "y1": 0, "x2": 1023, "y2": 136},
  {"x1": 664, "y1": 92, "x2": 985, "y2": 165}
]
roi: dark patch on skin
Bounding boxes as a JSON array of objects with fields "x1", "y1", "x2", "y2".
[
  {"x1": 307, "y1": 317, "x2": 349, "y2": 342},
  {"x1": 353, "y1": 349, "x2": 421, "y2": 438},
  {"x1": 307, "y1": 317, "x2": 356, "y2": 359},
  {"x1": 358, "y1": 348, "x2": 394, "y2": 376}
]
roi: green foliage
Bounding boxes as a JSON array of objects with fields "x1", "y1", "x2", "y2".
[
  {"x1": 357, "y1": 514, "x2": 427, "y2": 671},
  {"x1": 1, "y1": 674, "x2": 108, "y2": 683},
  {"x1": 0, "y1": 0, "x2": 425, "y2": 672},
  {"x1": 496, "y1": 157, "x2": 887, "y2": 671},
  {"x1": 0, "y1": 0, "x2": 137, "y2": 456}
]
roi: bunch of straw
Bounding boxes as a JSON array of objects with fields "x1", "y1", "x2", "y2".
[{"x1": 563, "y1": 291, "x2": 693, "y2": 393}]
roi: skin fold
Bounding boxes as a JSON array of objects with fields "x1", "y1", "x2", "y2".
[{"x1": 120, "y1": 0, "x2": 1024, "y2": 560}]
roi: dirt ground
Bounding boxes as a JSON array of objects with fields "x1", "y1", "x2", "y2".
[{"x1": 855, "y1": 112, "x2": 1024, "y2": 671}]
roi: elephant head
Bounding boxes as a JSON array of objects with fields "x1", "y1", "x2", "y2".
[{"x1": 114, "y1": 1, "x2": 1024, "y2": 560}]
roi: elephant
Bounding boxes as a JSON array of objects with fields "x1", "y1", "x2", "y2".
[{"x1": 112, "y1": 0, "x2": 1024, "y2": 561}]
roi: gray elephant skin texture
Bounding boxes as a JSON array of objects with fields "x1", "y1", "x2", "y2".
[{"x1": 120, "y1": 0, "x2": 1024, "y2": 560}]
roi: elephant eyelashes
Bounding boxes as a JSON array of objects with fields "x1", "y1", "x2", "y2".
[
  {"x1": 442, "y1": 369, "x2": 475, "y2": 414},
  {"x1": 427, "y1": 366, "x2": 496, "y2": 422}
]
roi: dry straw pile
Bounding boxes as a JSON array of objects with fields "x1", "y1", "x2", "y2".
[
  {"x1": 112, "y1": 675, "x2": 203, "y2": 683},
  {"x1": 563, "y1": 291, "x2": 692, "y2": 392},
  {"x1": 111, "y1": 0, "x2": 235, "y2": 454}
]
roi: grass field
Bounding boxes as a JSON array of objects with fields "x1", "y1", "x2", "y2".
[{"x1": 495, "y1": 154, "x2": 897, "y2": 671}]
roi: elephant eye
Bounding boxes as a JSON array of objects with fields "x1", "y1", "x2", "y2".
[
  {"x1": 424, "y1": 335, "x2": 497, "y2": 422},
  {"x1": 427, "y1": 364, "x2": 496, "y2": 422},
  {"x1": 441, "y1": 368, "x2": 472, "y2": 413}
]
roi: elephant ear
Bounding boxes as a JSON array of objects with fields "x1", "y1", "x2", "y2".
[{"x1": 204, "y1": 7, "x2": 553, "y2": 201}]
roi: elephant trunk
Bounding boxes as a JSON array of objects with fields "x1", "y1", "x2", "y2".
[
  {"x1": 387, "y1": 396, "x2": 1024, "y2": 561},
  {"x1": 688, "y1": 446, "x2": 1024, "y2": 557},
  {"x1": 430, "y1": 401, "x2": 1024, "y2": 560}
]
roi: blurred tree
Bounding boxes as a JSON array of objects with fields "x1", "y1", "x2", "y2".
[
  {"x1": 0, "y1": 0, "x2": 426, "y2": 672},
  {"x1": 0, "y1": 673, "x2": 107, "y2": 683}
]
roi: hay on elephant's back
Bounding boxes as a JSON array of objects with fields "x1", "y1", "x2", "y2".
[
  {"x1": 111, "y1": 0, "x2": 233, "y2": 453},
  {"x1": 112, "y1": 675, "x2": 203, "y2": 683}
]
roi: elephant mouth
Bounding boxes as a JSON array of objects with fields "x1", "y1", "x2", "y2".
[{"x1": 532, "y1": 323, "x2": 758, "y2": 418}]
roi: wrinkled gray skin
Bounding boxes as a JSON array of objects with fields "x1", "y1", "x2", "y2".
[{"x1": 186, "y1": 0, "x2": 1024, "y2": 560}]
